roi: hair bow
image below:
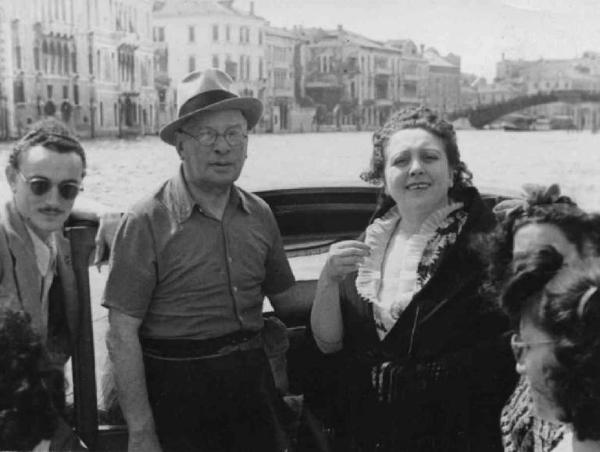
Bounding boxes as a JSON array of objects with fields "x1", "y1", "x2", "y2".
[{"x1": 492, "y1": 183, "x2": 574, "y2": 221}]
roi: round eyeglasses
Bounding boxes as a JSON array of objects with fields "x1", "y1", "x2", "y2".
[
  {"x1": 17, "y1": 170, "x2": 83, "y2": 200},
  {"x1": 178, "y1": 127, "x2": 248, "y2": 147}
]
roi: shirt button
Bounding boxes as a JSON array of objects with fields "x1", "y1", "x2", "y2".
[{"x1": 233, "y1": 286, "x2": 238, "y2": 292}]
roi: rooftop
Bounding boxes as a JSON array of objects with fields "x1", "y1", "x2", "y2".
[{"x1": 154, "y1": 0, "x2": 265, "y2": 20}]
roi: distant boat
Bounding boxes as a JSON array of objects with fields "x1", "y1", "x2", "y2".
[
  {"x1": 503, "y1": 114, "x2": 534, "y2": 131},
  {"x1": 550, "y1": 116, "x2": 576, "y2": 130},
  {"x1": 532, "y1": 118, "x2": 551, "y2": 131}
]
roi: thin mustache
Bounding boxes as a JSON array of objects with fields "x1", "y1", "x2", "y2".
[{"x1": 39, "y1": 207, "x2": 65, "y2": 214}]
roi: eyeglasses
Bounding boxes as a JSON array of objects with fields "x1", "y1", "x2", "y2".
[
  {"x1": 178, "y1": 127, "x2": 248, "y2": 147},
  {"x1": 511, "y1": 334, "x2": 556, "y2": 355},
  {"x1": 16, "y1": 170, "x2": 83, "y2": 200}
]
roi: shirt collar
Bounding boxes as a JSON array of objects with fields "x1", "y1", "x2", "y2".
[
  {"x1": 25, "y1": 225, "x2": 57, "y2": 277},
  {"x1": 167, "y1": 167, "x2": 250, "y2": 224}
]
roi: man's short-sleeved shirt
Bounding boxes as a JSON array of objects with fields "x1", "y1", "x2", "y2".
[{"x1": 102, "y1": 169, "x2": 295, "y2": 339}]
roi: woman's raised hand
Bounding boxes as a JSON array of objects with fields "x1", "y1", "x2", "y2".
[{"x1": 322, "y1": 240, "x2": 371, "y2": 281}]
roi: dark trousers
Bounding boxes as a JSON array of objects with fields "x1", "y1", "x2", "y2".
[{"x1": 144, "y1": 347, "x2": 290, "y2": 452}]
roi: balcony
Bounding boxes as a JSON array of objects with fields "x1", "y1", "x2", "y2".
[{"x1": 305, "y1": 72, "x2": 343, "y2": 89}]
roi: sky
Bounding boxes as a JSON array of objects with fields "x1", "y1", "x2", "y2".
[{"x1": 236, "y1": 0, "x2": 600, "y2": 80}]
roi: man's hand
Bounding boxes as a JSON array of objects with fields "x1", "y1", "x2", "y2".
[
  {"x1": 128, "y1": 429, "x2": 162, "y2": 452},
  {"x1": 93, "y1": 212, "x2": 122, "y2": 269}
]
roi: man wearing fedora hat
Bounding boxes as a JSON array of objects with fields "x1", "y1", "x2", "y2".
[{"x1": 103, "y1": 68, "x2": 297, "y2": 452}]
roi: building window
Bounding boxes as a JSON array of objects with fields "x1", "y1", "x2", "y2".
[
  {"x1": 258, "y1": 57, "x2": 263, "y2": 80},
  {"x1": 240, "y1": 27, "x2": 249, "y2": 44},
  {"x1": 239, "y1": 55, "x2": 244, "y2": 79},
  {"x1": 72, "y1": 50, "x2": 77, "y2": 73},
  {"x1": 225, "y1": 58, "x2": 237, "y2": 80},
  {"x1": 11, "y1": 20, "x2": 22, "y2": 70},
  {"x1": 47, "y1": 85, "x2": 53, "y2": 99},
  {"x1": 74, "y1": 84, "x2": 79, "y2": 105},
  {"x1": 258, "y1": 30, "x2": 263, "y2": 45},
  {"x1": 13, "y1": 80, "x2": 25, "y2": 103},
  {"x1": 188, "y1": 26, "x2": 195, "y2": 43},
  {"x1": 226, "y1": 25, "x2": 230, "y2": 41},
  {"x1": 212, "y1": 54, "x2": 219, "y2": 69},
  {"x1": 34, "y1": 46, "x2": 41, "y2": 71},
  {"x1": 212, "y1": 24, "x2": 219, "y2": 42},
  {"x1": 188, "y1": 56, "x2": 196, "y2": 72},
  {"x1": 100, "y1": 102, "x2": 104, "y2": 126},
  {"x1": 64, "y1": 44, "x2": 70, "y2": 73},
  {"x1": 63, "y1": 85, "x2": 68, "y2": 99},
  {"x1": 154, "y1": 26, "x2": 165, "y2": 42}
]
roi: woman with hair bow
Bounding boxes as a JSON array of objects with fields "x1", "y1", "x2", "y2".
[
  {"x1": 501, "y1": 246, "x2": 600, "y2": 452},
  {"x1": 310, "y1": 107, "x2": 516, "y2": 451},
  {"x1": 484, "y1": 184, "x2": 599, "y2": 452}
]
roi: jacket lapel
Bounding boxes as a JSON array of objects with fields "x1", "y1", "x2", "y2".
[
  {"x1": 380, "y1": 188, "x2": 494, "y2": 358},
  {"x1": 1, "y1": 201, "x2": 44, "y2": 333}
]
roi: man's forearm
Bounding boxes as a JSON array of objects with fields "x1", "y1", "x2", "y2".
[{"x1": 106, "y1": 321, "x2": 156, "y2": 434}]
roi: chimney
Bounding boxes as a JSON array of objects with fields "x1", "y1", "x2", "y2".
[{"x1": 250, "y1": 1, "x2": 254, "y2": 15}]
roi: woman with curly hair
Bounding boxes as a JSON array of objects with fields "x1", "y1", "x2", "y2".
[
  {"x1": 485, "y1": 184, "x2": 599, "y2": 452},
  {"x1": 501, "y1": 246, "x2": 600, "y2": 452},
  {"x1": 0, "y1": 309, "x2": 85, "y2": 451},
  {"x1": 310, "y1": 107, "x2": 516, "y2": 451}
]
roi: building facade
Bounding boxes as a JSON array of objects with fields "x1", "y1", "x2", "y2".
[
  {"x1": 0, "y1": 3, "x2": 14, "y2": 138},
  {"x1": 424, "y1": 48, "x2": 461, "y2": 114},
  {"x1": 153, "y1": 0, "x2": 267, "y2": 130},
  {"x1": 386, "y1": 40, "x2": 429, "y2": 110},
  {"x1": 85, "y1": 0, "x2": 157, "y2": 137},
  {"x1": 495, "y1": 54, "x2": 600, "y2": 130},
  {"x1": 2, "y1": 0, "x2": 157, "y2": 139},
  {"x1": 298, "y1": 27, "x2": 431, "y2": 130}
]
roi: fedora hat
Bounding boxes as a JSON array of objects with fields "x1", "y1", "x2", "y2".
[{"x1": 159, "y1": 68, "x2": 263, "y2": 145}]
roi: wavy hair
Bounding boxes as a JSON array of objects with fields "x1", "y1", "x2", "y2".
[
  {"x1": 501, "y1": 248, "x2": 600, "y2": 441},
  {"x1": 481, "y1": 184, "x2": 596, "y2": 299},
  {"x1": 360, "y1": 107, "x2": 473, "y2": 196},
  {"x1": 8, "y1": 118, "x2": 86, "y2": 176},
  {"x1": 0, "y1": 310, "x2": 65, "y2": 450}
]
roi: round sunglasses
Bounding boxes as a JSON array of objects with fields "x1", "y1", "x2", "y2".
[{"x1": 17, "y1": 170, "x2": 83, "y2": 200}]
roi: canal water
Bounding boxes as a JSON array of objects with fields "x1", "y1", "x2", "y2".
[
  {"x1": 1, "y1": 129, "x2": 599, "y2": 209},
  {"x1": 1, "y1": 129, "x2": 599, "y2": 408}
]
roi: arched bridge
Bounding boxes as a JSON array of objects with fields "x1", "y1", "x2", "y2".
[{"x1": 447, "y1": 90, "x2": 600, "y2": 128}]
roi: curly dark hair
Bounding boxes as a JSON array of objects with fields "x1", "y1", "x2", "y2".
[
  {"x1": 500, "y1": 248, "x2": 600, "y2": 441},
  {"x1": 360, "y1": 107, "x2": 473, "y2": 196},
  {"x1": 8, "y1": 117, "x2": 87, "y2": 176},
  {"x1": 481, "y1": 184, "x2": 596, "y2": 299},
  {"x1": 0, "y1": 309, "x2": 66, "y2": 450}
]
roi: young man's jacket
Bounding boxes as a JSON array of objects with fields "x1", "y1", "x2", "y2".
[{"x1": 0, "y1": 200, "x2": 79, "y2": 362}]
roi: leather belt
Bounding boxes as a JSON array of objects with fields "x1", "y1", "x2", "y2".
[{"x1": 140, "y1": 330, "x2": 263, "y2": 361}]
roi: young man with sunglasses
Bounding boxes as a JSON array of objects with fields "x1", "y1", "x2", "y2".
[
  {"x1": 104, "y1": 69, "x2": 298, "y2": 452},
  {"x1": 0, "y1": 119, "x2": 89, "y2": 366}
]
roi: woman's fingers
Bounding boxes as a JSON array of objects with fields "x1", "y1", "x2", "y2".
[
  {"x1": 324, "y1": 241, "x2": 371, "y2": 280},
  {"x1": 331, "y1": 240, "x2": 371, "y2": 252}
]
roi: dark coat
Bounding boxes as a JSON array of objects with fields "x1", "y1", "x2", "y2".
[
  {"x1": 0, "y1": 200, "x2": 80, "y2": 364},
  {"x1": 334, "y1": 187, "x2": 516, "y2": 452}
]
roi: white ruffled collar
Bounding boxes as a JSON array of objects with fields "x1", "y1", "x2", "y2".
[{"x1": 356, "y1": 202, "x2": 463, "y2": 307}]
